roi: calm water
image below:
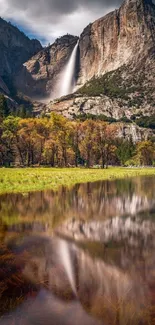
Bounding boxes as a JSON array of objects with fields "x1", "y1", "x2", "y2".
[{"x1": 0, "y1": 176, "x2": 155, "y2": 325}]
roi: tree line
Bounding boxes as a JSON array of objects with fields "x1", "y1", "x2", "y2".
[{"x1": 0, "y1": 95, "x2": 155, "y2": 167}]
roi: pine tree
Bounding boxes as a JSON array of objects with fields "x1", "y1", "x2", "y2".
[{"x1": 0, "y1": 94, "x2": 10, "y2": 118}]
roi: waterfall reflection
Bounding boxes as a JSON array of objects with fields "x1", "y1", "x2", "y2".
[
  {"x1": 0, "y1": 176, "x2": 155, "y2": 324},
  {"x1": 0, "y1": 233, "x2": 154, "y2": 325}
]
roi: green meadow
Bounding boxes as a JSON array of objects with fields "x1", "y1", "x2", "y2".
[{"x1": 0, "y1": 167, "x2": 155, "y2": 195}]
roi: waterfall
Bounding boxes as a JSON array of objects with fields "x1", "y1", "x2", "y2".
[
  {"x1": 58, "y1": 239, "x2": 77, "y2": 296},
  {"x1": 58, "y1": 41, "x2": 79, "y2": 98}
]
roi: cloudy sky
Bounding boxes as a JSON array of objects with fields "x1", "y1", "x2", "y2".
[{"x1": 0, "y1": 0, "x2": 121, "y2": 44}]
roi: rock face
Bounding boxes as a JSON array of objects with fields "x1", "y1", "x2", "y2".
[
  {"x1": 16, "y1": 0, "x2": 155, "y2": 96},
  {"x1": 0, "y1": 18, "x2": 42, "y2": 94},
  {"x1": 15, "y1": 35, "x2": 79, "y2": 98},
  {"x1": 43, "y1": 95, "x2": 153, "y2": 143},
  {"x1": 117, "y1": 122, "x2": 153, "y2": 142},
  {"x1": 2, "y1": 0, "x2": 155, "y2": 124},
  {"x1": 78, "y1": 0, "x2": 155, "y2": 85},
  {"x1": 21, "y1": 0, "x2": 155, "y2": 123},
  {"x1": 46, "y1": 92, "x2": 155, "y2": 120}
]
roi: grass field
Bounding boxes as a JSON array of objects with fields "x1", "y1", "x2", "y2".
[{"x1": 0, "y1": 167, "x2": 155, "y2": 195}]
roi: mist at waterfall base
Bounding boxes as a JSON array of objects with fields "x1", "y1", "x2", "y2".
[{"x1": 51, "y1": 41, "x2": 79, "y2": 100}]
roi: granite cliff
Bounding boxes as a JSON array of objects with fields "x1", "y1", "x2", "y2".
[
  {"x1": 46, "y1": 0, "x2": 155, "y2": 120},
  {"x1": 78, "y1": 0, "x2": 155, "y2": 85},
  {"x1": 15, "y1": 35, "x2": 79, "y2": 98},
  {"x1": 0, "y1": 18, "x2": 42, "y2": 96},
  {"x1": 13, "y1": 0, "x2": 155, "y2": 128},
  {"x1": 16, "y1": 0, "x2": 155, "y2": 97}
]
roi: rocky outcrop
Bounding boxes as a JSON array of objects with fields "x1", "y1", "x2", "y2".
[
  {"x1": 46, "y1": 95, "x2": 126, "y2": 119},
  {"x1": 43, "y1": 95, "x2": 153, "y2": 142},
  {"x1": 15, "y1": 35, "x2": 79, "y2": 98},
  {"x1": 117, "y1": 122, "x2": 153, "y2": 142},
  {"x1": 46, "y1": 92, "x2": 155, "y2": 120},
  {"x1": 0, "y1": 18, "x2": 42, "y2": 79}
]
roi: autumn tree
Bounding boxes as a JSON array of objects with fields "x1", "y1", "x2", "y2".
[
  {"x1": 79, "y1": 120, "x2": 96, "y2": 168},
  {"x1": 43, "y1": 138, "x2": 58, "y2": 166},
  {"x1": 0, "y1": 112, "x2": 152, "y2": 168},
  {"x1": 49, "y1": 113, "x2": 74, "y2": 167},
  {"x1": 17, "y1": 118, "x2": 49, "y2": 166},
  {"x1": 70, "y1": 121, "x2": 82, "y2": 167},
  {"x1": 136, "y1": 141, "x2": 155, "y2": 166},
  {"x1": 94, "y1": 122, "x2": 117, "y2": 168}
]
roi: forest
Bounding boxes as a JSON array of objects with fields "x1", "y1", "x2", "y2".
[{"x1": 0, "y1": 94, "x2": 155, "y2": 168}]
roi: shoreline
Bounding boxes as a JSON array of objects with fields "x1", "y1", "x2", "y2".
[{"x1": 0, "y1": 167, "x2": 155, "y2": 195}]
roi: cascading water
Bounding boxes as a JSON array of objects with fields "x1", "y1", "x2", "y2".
[{"x1": 58, "y1": 41, "x2": 79, "y2": 98}]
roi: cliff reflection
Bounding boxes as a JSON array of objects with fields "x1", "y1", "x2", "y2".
[
  {"x1": 0, "y1": 232, "x2": 155, "y2": 325},
  {"x1": 0, "y1": 176, "x2": 155, "y2": 324},
  {"x1": 0, "y1": 177, "x2": 155, "y2": 231}
]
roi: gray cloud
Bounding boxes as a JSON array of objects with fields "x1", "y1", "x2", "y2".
[
  {"x1": 7, "y1": 0, "x2": 121, "y2": 17},
  {"x1": 0, "y1": 0, "x2": 122, "y2": 43}
]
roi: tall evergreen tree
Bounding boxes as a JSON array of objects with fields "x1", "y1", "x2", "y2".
[{"x1": 0, "y1": 94, "x2": 10, "y2": 118}]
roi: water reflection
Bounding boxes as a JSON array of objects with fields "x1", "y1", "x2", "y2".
[
  {"x1": 0, "y1": 176, "x2": 155, "y2": 325},
  {"x1": 0, "y1": 177, "x2": 155, "y2": 230},
  {"x1": 0, "y1": 234, "x2": 154, "y2": 325}
]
